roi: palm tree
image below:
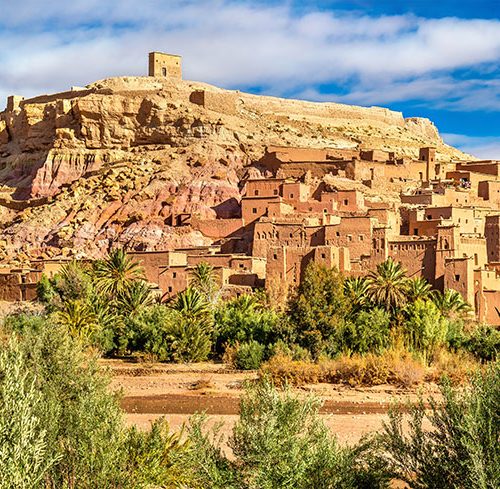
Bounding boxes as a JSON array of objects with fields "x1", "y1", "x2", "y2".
[
  {"x1": 431, "y1": 289, "x2": 471, "y2": 317},
  {"x1": 53, "y1": 300, "x2": 97, "y2": 342},
  {"x1": 170, "y1": 287, "x2": 211, "y2": 319},
  {"x1": 93, "y1": 249, "x2": 145, "y2": 297},
  {"x1": 116, "y1": 280, "x2": 159, "y2": 316},
  {"x1": 189, "y1": 262, "x2": 219, "y2": 304},
  {"x1": 367, "y1": 258, "x2": 409, "y2": 313},
  {"x1": 406, "y1": 277, "x2": 432, "y2": 303},
  {"x1": 344, "y1": 277, "x2": 370, "y2": 314}
]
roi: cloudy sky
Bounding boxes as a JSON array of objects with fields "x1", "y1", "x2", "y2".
[{"x1": 1, "y1": 0, "x2": 499, "y2": 157}]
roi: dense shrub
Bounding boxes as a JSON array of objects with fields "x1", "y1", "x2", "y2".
[
  {"x1": 381, "y1": 363, "x2": 500, "y2": 488},
  {"x1": 214, "y1": 294, "x2": 283, "y2": 355},
  {"x1": 339, "y1": 308, "x2": 391, "y2": 354},
  {"x1": 234, "y1": 341, "x2": 266, "y2": 370},
  {"x1": 0, "y1": 321, "x2": 193, "y2": 488},
  {"x1": 463, "y1": 324, "x2": 499, "y2": 361},
  {"x1": 186, "y1": 381, "x2": 390, "y2": 489}
]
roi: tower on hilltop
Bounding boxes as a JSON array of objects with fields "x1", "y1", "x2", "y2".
[{"x1": 148, "y1": 52, "x2": 182, "y2": 79}]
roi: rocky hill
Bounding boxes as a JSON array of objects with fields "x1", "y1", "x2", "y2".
[{"x1": 0, "y1": 75, "x2": 470, "y2": 263}]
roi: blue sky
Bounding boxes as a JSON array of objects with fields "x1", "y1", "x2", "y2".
[{"x1": 0, "y1": 0, "x2": 498, "y2": 157}]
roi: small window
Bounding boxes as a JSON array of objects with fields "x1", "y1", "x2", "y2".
[
  {"x1": 273, "y1": 253, "x2": 278, "y2": 260},
  {"x1": 173, "y1": 272, "x2": 177, "y2": 278},
  {"x1": 359, "y1": 235, "x2": 364, "y2": 241},
  {"x1": 289, "y1": 232, "x2": 293, "y2": 238},
  {"x1": 252, "y1": 208, "x2": 257, "y2": 214},
  {"x1": 336, "y1": 231, "x2": 340, "y2": 237},
  {"x1": 254, "y1": 190, "x2": 259, "y2": 196},
  {"x1": 168, "y1": 286, "x2": 173, "y2": 292},
  {"x1": 162, "y1": 67, "x2": 167, "y2": 76},
  {"x1": 239, "y1": 263, "x2": 244, "y2": 268},
  {"x1": 413, "y1": 228, "x2": 418, "y2": 235},
  {"x1": 290, "y1": 193, "x2": 294, "y2": 198},
  {"x1": 474, "y1": 254, "x2": 478, "y2": 266},
  {"x1": 347, "y1": 235, "x2": 353, "y2": 242},
  {"x1": 273, "y1": 189, "x2": 278, "y2": 195},
  {"x1": 454, "y1": 274, "x2": 460, "y2": 281},
  {"x1": 321, "y1": 253, "x2": 326, "y2": 259},
  {"x1": 344, "y1": 199, "x2": 349, "y2": 205}
]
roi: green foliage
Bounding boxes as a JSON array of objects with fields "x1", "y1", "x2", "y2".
[
  {"x1": 344, "y1": 276, "x2": 370, "y2": 317},
  {"x1": 339, "y1": 308, "x2": 391, "y2": 355},
  {"x1": 289, "y1": 263, "x2": 348, "y2": 358},
  {"x1": 235, "y1": 341, "x2": 266, "y2": 370},
  {"x1": 431, "y1": 289, "x2": 471, "y2": 317},
  {"x1": 463, "y1": 324, "x2": 499, "y2": 361},
  {"x1": 405, "y1": 299, "x2": 449, "y2": 362},
  {"x1": 0, "y1": 320, "x2": 193, "y2": 488},
  {"x1": 190, "y1": 261, "x2": 220, "y2": 304},
  {"x1": 406, "y1": 277, "x2": 432, "y2": 303},
  {"x1": 0, "y1": 341, "x2": 60, "y2": 488},
  {"x1": 93, "y1": 248, "x2": 145, "y2": 297},
  {"x1": 381, "y1": 364, "x2": 500, "y2": 489},
  {"x1": 214, "y1": 294, "x2": 282, "y2": 355},
  {"x1": 116, "y1": 279, "x2": 158, "y2": 317},
  {"x1": 187, "y1": 380, "x2": 389, "y2": 489},
  {"x1": 367, "y1": 258, "x2": 409, "y2": 313}
]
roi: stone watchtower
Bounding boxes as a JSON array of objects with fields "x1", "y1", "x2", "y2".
[{"x1": 148, "y1": 52, "x2": 182, "y2": 79}]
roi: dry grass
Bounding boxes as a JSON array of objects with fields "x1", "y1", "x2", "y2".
[
  {"x1": 426, "y1": 348, "x2": 480, "y2": 385},
  {"x1": 261, "y1": 349, "x2": 431, "y2": 388}
]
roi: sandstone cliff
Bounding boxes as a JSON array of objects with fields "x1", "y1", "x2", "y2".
[{"x1": 0, "y1": 76, "x2": 470, "y2": 263}]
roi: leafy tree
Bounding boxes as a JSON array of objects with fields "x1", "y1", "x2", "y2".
[
  {"x1": 367, "y1": 258, "x2": 409, "y2": 313},
  {"x1": 289, "y1": 263, "x2": 348, "y2": 358},
  {"x1": 405, "y1": 299, "x2": 449, "y2": 363},
  {"x1": 214, "y1": 294, "x2": 282, "y2": 355},
  {"x1": 93, "y1": 249, "x2": 145, "y2": 297},
  {"x1": 53, "y1": 299, "x2": 98, "y2": 343},
  {"x1": 381, "y1": 364, "x2": 500, "y2": 489},
  {"x1": 339, "y1": 308, "x2": 391, "y2": 355}
]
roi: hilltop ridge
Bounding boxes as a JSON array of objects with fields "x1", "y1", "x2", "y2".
[{"x1": 0, "y1": 73, "x2": 471, "y2": 262}]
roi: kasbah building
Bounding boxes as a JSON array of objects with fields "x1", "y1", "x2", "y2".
[{"x1": 2, "y1": 52, "x2": 500, "y2": 326}]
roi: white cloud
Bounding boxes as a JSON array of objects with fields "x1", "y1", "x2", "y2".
[
  {"x1": 442, "y1": 133, "x2": 500, "y2": 160},
  {"x1": 0, "y1": 1, "x2": 499, "y2": 113}
]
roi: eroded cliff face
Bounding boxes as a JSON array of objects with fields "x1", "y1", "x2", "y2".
[{"x1": 0, "y1": 76, "x2": 468, "y2": 263}]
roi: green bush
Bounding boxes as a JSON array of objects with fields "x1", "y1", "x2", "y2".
[
  {"x1": 0, "y1": 320, "x2": 193, "y2": 488},
  {"x1": 339, "y1": 308, "x2": 391, "y2": 355},
  {"x1": 214, "y1": 294, "x2": 283, "y2": 355},
  {"x1": 381, "y1": 363, "x2": 500, "y2": 488},
  {"x1": 235, "y1": 341, "x2": 266, "y2": 370},
  {"x1": 186, "y1": 380, "x2": 389, "y2": 488},
  {"x1": 463, "y1": 324, "x2": 499, "y2": 361}
]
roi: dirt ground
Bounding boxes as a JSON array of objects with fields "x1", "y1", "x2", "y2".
[{"x1": 105, "y1": 358, "x2": 438, "y2": 447}]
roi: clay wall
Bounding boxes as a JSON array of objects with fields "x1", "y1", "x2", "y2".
[
  {"x1": 276, "y1": 162, "x2": 343, "y2": 179},
  {"x1": 458, "y1": 236, "x2": 488, "y2": 269},
  {"x1": 191, "y1": 217, "x2": 244, "y2": 239},
  {"x1": 129, "y1": 251, "x2": 187, "y2": 285},
  {"x1": 267, "y1": 201, "x2": 295, "y2": 218},
  {"x1": 478, "y1": 181, "x2": 500, "y2": 204},
  {"x1": 335, "y1": 190, "x2": 364, "y2": 212},
  {"x1": 485, "y1": 215, "x2": 500, "y2": 262},
  {"x1": 444, "y1": 258, "x2": 474, "y2": 306},
  {"x1": 246, "y1": 179, "x2": 284, "y2": 198},
  {"x1": 324, "y1": 216, "x2": 373, "y2": 260},
  {"x1": 189, "y1": 90, "x2": 238, "y2": 115},
  {"x1": 474, "y1": 269, "x2": 500, "y2": 326},
  {"x1": 389, "y1": 238, "x2": 437, "y2": 283},
  {"x1": 241, "y1": 196, "x2": 280, "y2": 222},
  {"x1": 282, "y1": 182, "x2": 310, "y2": 202},
  {"x1": 456, "y1": 161, "x2": 500, "y2": 176},
  {"x1": 360, "y1": 149, "x2": 391, "y2": 162},
  {"x1": 158, "y1": 265, "x2": 189, "y2": 298}
]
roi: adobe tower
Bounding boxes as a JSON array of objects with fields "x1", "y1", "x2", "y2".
[{"x1": 148, "y1": 52, "x2": 182, "y2": 79}]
